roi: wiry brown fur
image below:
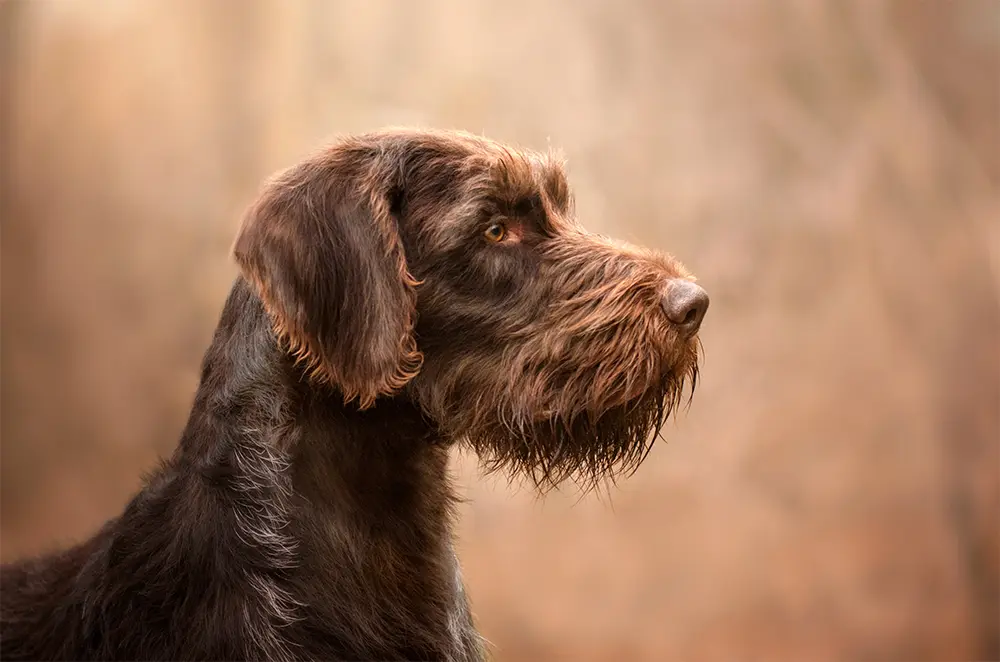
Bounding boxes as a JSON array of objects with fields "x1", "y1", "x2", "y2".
[{"x1": 0, "y1": 128, "x2": 707, "y2": 661}]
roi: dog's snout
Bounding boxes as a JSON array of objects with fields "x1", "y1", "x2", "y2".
[{"x1": 663, "y1": 279, "x2": 709, "y2": 336}]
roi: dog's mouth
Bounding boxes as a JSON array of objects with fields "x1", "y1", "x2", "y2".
[
  {"x1": 466, "y1": 355, "x2": 700, "y2": 491},
  {"x1": 414, "y1": 315, "x2": 703, "y2": 491},
  {"x1": 596, "y1": 338, "x2": 701, "y2": 414}
]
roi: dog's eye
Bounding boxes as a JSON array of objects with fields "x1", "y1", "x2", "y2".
[{"x1": 484, "y1": 223, "x2": 507, "y2": 243}]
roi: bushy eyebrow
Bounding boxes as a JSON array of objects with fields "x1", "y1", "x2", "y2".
[
  {"x1": 510, "y1": 193, "x2": 542, "y2": 217},
  {"x1": 486, "y1": 151, "x2": 571, "y2": 235},
  {"x1": 488, "y1": 192, "x2": 558, "y2": 237}
]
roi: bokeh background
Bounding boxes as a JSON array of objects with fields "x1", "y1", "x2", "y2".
[{"x1": 2, "y1": 1, "x2": 998, "y2": 660}]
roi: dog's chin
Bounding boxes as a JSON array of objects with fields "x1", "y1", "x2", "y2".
[{"x1": 467, "y1": 363, "x2": 698, "y2": 492}]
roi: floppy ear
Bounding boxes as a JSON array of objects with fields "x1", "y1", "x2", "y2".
[{"x1": 232, "y1": 143, "x2": 422, "y2": 408}]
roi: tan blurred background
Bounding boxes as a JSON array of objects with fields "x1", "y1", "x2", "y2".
[{"x1": 2, "y1": 1, "x2": 998, "y2": 660}]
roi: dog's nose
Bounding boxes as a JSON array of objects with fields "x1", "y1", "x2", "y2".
[{"x1": 663, "y1": 279, "x2": 709, "y2": 336}]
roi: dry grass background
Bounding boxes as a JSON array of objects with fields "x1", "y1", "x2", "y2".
[{"x1": 1, "y1": 1, "x2": 998, "y2": 660}]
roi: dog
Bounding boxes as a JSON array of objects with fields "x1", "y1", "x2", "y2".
[{"x1": 0, "y1": 128, "x2": 708, "y2": 661}]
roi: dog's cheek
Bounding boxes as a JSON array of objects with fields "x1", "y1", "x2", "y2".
[
  {"x1": 484, "y1": 249, "x2": 540, "y2": 302},
  {"x1": 431, "y1": 244, "x2": 536, "y2": 306}
]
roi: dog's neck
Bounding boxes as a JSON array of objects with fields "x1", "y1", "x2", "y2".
[
  {"x1": 168, "y1": 278, "x2": 482, "y2": 660},
  {"x1": 178, "y1": 278, "x2": 448, "y2": 518}
]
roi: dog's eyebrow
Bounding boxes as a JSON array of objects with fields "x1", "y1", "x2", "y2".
[
  {"x1": 510, "y1": 194, "x2": 541, "y2": 217},
  {"x1": 496, "y1": 193, "x2": 557, "y2": 236},
  {"x1": 483, "y1": 193, "x2": 537, "y2": 217}
]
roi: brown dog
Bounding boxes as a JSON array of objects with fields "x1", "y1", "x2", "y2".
[{"x1": 0, "y1": 128, "x2": 707, "y2": 661}]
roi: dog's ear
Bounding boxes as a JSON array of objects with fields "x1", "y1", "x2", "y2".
[{"x1": 232, "y1": 141, "x2": 421, "y2": 408}]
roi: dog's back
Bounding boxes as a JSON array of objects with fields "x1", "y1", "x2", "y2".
[
  {"x1": 1, "y1": 530, "x2": 107, "y2": 659},
  {"x1": 1, "y1": 470, "x2": 287, "y2": 660}
]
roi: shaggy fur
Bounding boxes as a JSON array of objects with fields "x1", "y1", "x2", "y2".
[{"x1": 0, "y1": 128, "x2": 708, "y2": 661}]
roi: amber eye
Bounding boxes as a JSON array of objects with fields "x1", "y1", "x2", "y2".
[{"x1": 484, "y1": 222, "x2": 507, "y2": 242}]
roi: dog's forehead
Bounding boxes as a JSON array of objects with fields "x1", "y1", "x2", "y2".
[
  {"x1": 468, "y1": 140, "x2": 573, "y2": 219},
  {"x1": 372, "y1": 128, "x2": 571, "y2": 208}
]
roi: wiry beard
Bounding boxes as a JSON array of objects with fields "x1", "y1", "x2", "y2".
[
  {"x1": 462, "y1": 359, "x2": 699, "y2": 492},
  {"x1": 411, "y1": 265, "x2": 705, "y2": 492}
]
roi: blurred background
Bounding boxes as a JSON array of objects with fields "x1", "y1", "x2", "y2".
[{"x1": 1, "y1": 1, "x2": 998, "y2": 660}]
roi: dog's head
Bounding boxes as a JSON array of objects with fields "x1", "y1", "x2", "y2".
[{"x1": 234, "y1": 128, "x2": 707, "y2": 488}]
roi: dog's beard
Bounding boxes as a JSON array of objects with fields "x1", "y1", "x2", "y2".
[
  {"x1": 463, "y1": 359, "x2": 699, "y2": 492},
  {"x1": 412, "y1": 319, "x2": 702, "y2": 491}
]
